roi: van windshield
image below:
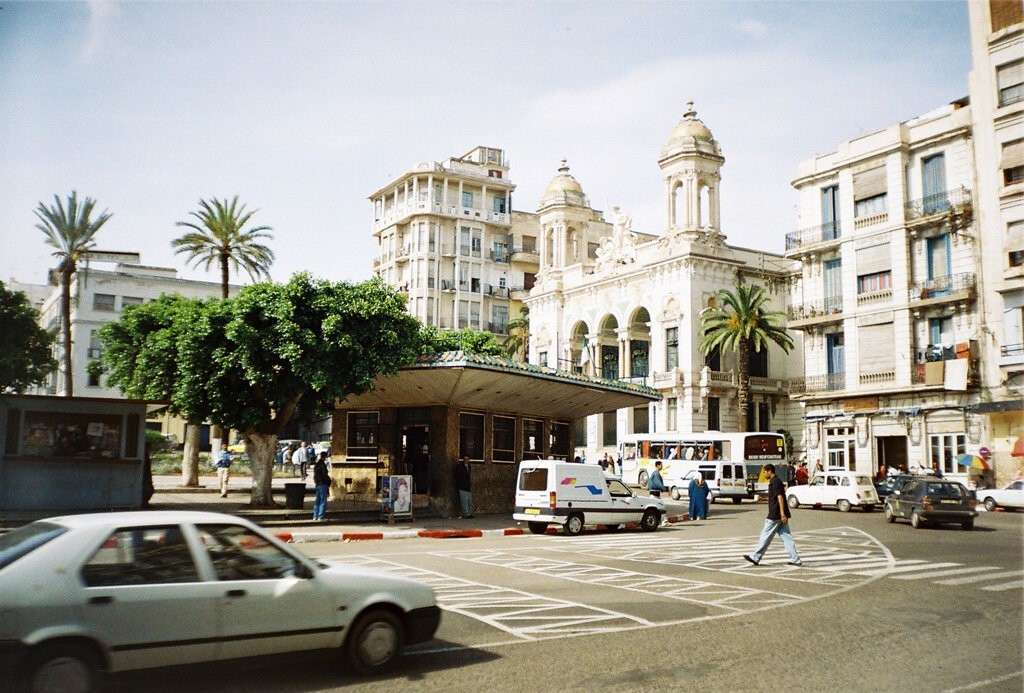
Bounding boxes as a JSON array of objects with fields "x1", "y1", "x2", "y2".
[{"x1": 519, "y1": 468, "x2": 548, "y2": 491}]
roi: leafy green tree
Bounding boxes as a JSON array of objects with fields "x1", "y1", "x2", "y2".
[
  {"x1": 699, "y1": 283, "x2": 793, "y2": 432},
  {"x1": 420, "y1": 326, "x2": 506, "y2": 356},
  {"x1": 98, "y1": 275, "x2": 422, "y2": 506},
  {"x1": 172, "y1": 196, "x2": 275, "y2": 299},
  {"x1": 34, "y1": 191, "x2": 112, "y2": 396},
  {"x1": 503, "y1": 306, "x2": 530, "y2": 361},
  {"x1": 0, "y1": 281, "x2": 56, "y2": 392}
]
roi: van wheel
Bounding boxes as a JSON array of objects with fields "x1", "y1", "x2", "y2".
[
  {"x1": 21, "y1": 642, "x2": 103, "y2": 693},
  {"x1": 640, "y1": 509, "x2": 660, "y2": 532},
  {"x1": 527, "y1": 522, "x2": 548, "y2": 535},
  {"x1": 638, "y1": 471, "x2": 649, "y2": 487},
  {"x1": 670, "y1": 486, "x2": 681, "y2": 501},
  {"x1": 732, "y1": 497, "x2": 742, "y2": 505},
  {"x1": 563, "y1": 513, "x2": 584, "y2": 536},
  {"x1": 837, "y1": 499, "x2": 852, "y2": 513}
]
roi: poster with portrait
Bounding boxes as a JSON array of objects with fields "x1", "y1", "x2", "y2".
[{"x1": 388, "y1": 475, "x2": 413, "y2": 517}]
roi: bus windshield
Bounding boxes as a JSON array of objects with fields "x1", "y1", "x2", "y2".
[{"x1": 744, "y1": 435, "x2": 785, "y2": 460}]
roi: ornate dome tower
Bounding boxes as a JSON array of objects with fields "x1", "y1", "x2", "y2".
[
  {"x1": 536, "y1": 159, "x2": 594, "y2": 272},
  {"x1": 658, "y1": 101, "x2": 725, "y2": 236}
]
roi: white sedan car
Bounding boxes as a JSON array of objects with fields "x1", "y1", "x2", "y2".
[
  {"x1": 0, "y1": 511, "x2": 440, "y2": 691},
  {"x1": 976, "y1": 480, "x2": 1024, "y2": 512},
  {"x1": 786, "y1": 470, "x2": 879, "y2": 512}
]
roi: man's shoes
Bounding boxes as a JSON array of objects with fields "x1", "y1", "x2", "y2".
[
  {"x1": 743, "y1": 554, "x2": 760, "y2": 566},
  {"x1": 788, "y1": 560, "x2": 804, "y2": 567}
]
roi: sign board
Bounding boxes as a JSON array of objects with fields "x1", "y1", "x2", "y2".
[
  {"x1": 381, "y1": 475, "x2": 413, "y2": 520},
  {"x1": 978, "y1": 446, "x2": 991, "y2": 458},
  {"x1": 844, "y1": 396, "x2": 878, "y2": 413},
  {"x1": 83, "y1": 251, "x2": 141, "y2": 265}
]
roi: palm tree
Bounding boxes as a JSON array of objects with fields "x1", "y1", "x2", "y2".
[
  {"x1": 503, "y1": 306, "x2": 530, "y2": 361},
  {"x1": 34, "y1": 191, "x2": 113, "y2": 396},
  {"x1": 699, "y1": 283, "x2": 793, "y2": 432},
  {"x1": 171, "y1": 196, "x2": 275, "y2": 298}
]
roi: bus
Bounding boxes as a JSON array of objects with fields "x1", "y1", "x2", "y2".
[{"x1": 618, "y1": 431, "x2": 788, "y2": 503}]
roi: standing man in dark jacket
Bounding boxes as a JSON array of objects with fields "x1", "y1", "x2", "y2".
[
  {"x1": 455, "y1": 455, "x2": 473, "y2": 519},
  {"x1": 312, "y1": 451, "x2": 331, "y2": 521},
  {"x1": 744, "y1": 463, "x2": 802, "y2": 567}
]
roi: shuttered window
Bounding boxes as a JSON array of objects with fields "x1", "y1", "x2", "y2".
[
  {"x1": 1002, "y1": 139, "x2": 1024, "y2": 185},
  {"x1": 859, "y1": 323, "x2": 895, "y2": 373},
  {"x1": 856, "y1": 243, "x2": 891, "y2": 275},
  {"x1": 997, "y1": 59, "x2": 1024, "y2": 107},
  {"x1": 991, "y1": 0, "x2": 1024, "y2": 31},
  {"x1": 853, "y1": 166, "x2": 887, "y2": 201}
]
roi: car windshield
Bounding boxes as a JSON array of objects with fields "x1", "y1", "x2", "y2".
[
  {"x1": 925, "y1": 483, "x2": 966, "y2": 499},
  {"x1": 0, "y1": 521, "x2": 67, "y2": 571}
]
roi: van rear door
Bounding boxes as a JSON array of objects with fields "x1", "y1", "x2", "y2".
[{"x1": 516, "y1": 464, "x2": 551, "y2": 515}]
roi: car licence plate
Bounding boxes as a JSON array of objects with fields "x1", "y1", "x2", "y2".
[{"x1": 525, "y1": 508, "x2": 540, "y2": 514}]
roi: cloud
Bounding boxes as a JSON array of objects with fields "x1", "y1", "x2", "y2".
[{"x1": 79, "y1": 0, "x2": 118, "y2": 64}]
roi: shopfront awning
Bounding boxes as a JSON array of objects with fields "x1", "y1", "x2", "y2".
[{"x1": 335, "y1": 351, "x2": 661, "y2": 420}]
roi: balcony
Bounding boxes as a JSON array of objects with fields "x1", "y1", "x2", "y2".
[
  {"x1": 856, "y1": 288, "x2": 892, "y2": 306},
  {"x1": 787, "y1": 296, "x2": 843, "y2": 329},
  {"x1": 854, "y1": 210, "x2": 888, "y2": 230},
  {"x1": 789, "y1": 373, "x2": 845, "y2": 395},
  {"x1": 394, "y1": 247, "x2": 410, "y2": 263},
  {"x1": 911, "y1": 349, "x2": 980, "y2": 388},
  {"x1": 905, "y1": 187, "x2": 972, "y2": 227},
  {"x1": 488, "y1": 286, "x2": 510, "y2": 299},
  {"x1": 907, "y1": 273, "x2": 976, "y2": 306},
  {"x1": 651, "y1": 369, "x2": 684, "y2": 389},
  {"x1": 510, "y1": 247, "x2": 540, "y2": 265},
  {"x1": 490, "y1": 250, "x2": 510, "y2": 263},
  {"x1": 999, "y1": 343, "x2": 1024, "y2": 370},
  {"x1": 700, "y1": 369, "x2": 735, "y2": 390},
  {"x1": 440, "y1": 280, "x2": 455, "y2": 292},
  {"x1": 785, "y1": 222, "x2": 841, "y2": 255},
  {"x1": 749, "y1": 376, "x2": 790, "y2": 393}
]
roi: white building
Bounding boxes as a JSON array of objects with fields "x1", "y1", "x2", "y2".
[
  {"x1": 526, "y1": 103, "x2": 803, "y2": 456},
  {"x1": 370, "y1": 146, "x2": 540, "y2": 335}
]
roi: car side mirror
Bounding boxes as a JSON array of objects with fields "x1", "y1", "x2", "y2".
[{"x1": 294, "y1": 562, "x2": 314, "y2": 579}]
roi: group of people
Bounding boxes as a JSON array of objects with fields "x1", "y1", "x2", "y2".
[
  {"x1": 217, "y1": 441, "x2": 332, "y2": 521},
  {"x1": 571, "y1": 451, "x2": 623, "y2": 476},
  {"x1": 646, "y1": 460, "x2": 712, "y2": 521}
]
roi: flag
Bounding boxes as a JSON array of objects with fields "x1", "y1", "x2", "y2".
[{"x1": 580, "y1": 336, "x2": 590, "y2": 365}]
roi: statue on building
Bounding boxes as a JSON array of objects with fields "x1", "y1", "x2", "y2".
[{"x1": 595, "y1": 206, "x2": 638, "y2": 269}]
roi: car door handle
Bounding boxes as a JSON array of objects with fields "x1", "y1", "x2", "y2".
[
  {"x1": 226, "y1": 589, "x2": 247, "y2": 598},
  {"x1": 89, "y1": 596, "x2": 113, "y2": 605}
]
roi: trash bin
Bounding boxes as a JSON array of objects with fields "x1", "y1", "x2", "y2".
[{"x1": 284, "y1": 482, "x2": 306, "y2": 510}]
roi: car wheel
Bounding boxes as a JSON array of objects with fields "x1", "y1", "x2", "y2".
[
  {"x1": 638, "y1": 471, "x2": 649, "y2": 487},
  {"x1": 732, "y1": 497, "x2": 742, "y2": 505},
  {"x1": 837, "y1": 499, "x2": 852, "y2": 513},
  {"x1": 527, "y1": 521, "x2": 548, "y2": 535},
  {"x1": 563, "y1": 513, "x2": 584, "y2": 536},
  {"x1": 670, "y1": 486, "x2": 681, "y2": 501},
  {"x1": 862, "y1": 504, "x2": 875, "y2": 513},
  {"x1": 911, "y1": 509, "x2": 922, "y2": 529},
  {"x1": 787, "y1": 495, "x2": 800, "y2": 509},
  {"x1": 884, "y1": 504, "x2": 895, "y2": 523},
  {"x1": 962, "y1": 519, "x2": 974, "y2": 531},
  {"x1": 640, "y1": 509, "x2": 660, "y2": 532},
  {"x1": 21, "y1": 642, "x2": 103, "y2": 693},
  {"x1": 345, "y1": 608, "x2": 405, "y2": 675},
  {"x1": 984, "y1": 497, "x2": 997, "y2": 512}
]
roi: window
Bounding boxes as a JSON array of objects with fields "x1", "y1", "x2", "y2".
[
  {"x1": 458, "y1": 300, "x2": 470, "y2": 328},
  {"x1": 462, "y1": 191, "x2": 474, "y2": 208},
  {"x1": 826, "y1": 427, "x2": 856, "y2": 470},
  {"x1": 1002, "y1": 140, "x2": 1024, "y2": 186},
  {"x1": 665, "y1": 327, "x2": 678, "y2": 370},
  {"x1": 121, "y1": 296, "x2": 144, "y2": 310},
  {"x1": 929, "y1": 433, "x2": 965, "y2": 475},
  {"x1": 82, "y1": 526, "x2": 199, "y2": 586},
  {"x1": 853, "y1": 166, "x2": 887, "y2": 217},
  {"x1": 757, "y1": 402, "x2": 770, "y2": 431},
  {"x1": 459, "y1": 227, "x2": 471, "y2": 256},
  {"x1": 374, "y1": 199, "x2": 383, "y2": 220},
  {"x1": 857, "y1": 271, "x2": 892, "y2": 294},
  {"x1": 471, "y1": 233, "x2": 482, "y2": 258},
  {"x1": 198, "y1": 524, "x2": 300, "y2": 581},
  {"x1": 860, "y1": 322, "x2": 895, "y2": 374},
  {"x1": 602, "y1": 411, "x2": 617, "y2": 447},
  {"x1": 587, "y1": 242, "x2": 599, "y2": 259},
  {"x1": 821, "y1": 185, "x2": 840, "y2": 239},
  {"x1": 707, "y1": 397, "x2": 720, "y2": 430},
  {"x1": 22, "y1": 411, "x2": 122, "y2": 458},
  {"x1": 997, "y1": 59, "x2": 1024, "y2": 107},
  {"x1": 459, "y1": 412, "x2": 484, "y2": 460},
  {"x1": 666, "y1": 398, "x2": 677, "y2": 431},
  {"x1": 493, "y1": 196, "x2": 506, "y2": 213},
  {"x1": 93, "y1": 293, "x2": 115, "y2": 311},
  {"x1": 523, "y1": 418, "x2": 544, "y2": 459},
  {"x1": 1008, "y1": 221, "x2": 1024, "y2": 267},
  {"x1": 855, "y1": 194, "x2": 887, "y2": 218},
  {"x1": 991, "y1": 0, "x2": 1024, "y2": 31},
  {"x1": 921, "y1": 154, "x2": 948, "y2": 213},
  {"x1": 748, "y1": 347, "x2": 768, "y2": 378},
  {"x1": 493, "y1": 416, "x2": 516, "y2": 462},
  {"x1": 549, "y1": 422, "x2": 570, "y2": 459},
  {"x1": 347, "y1": 412, "x2": 378, "y2": 459},
  {"x1": 632, "y1": 406, "x2": 649, "y2": 434}
]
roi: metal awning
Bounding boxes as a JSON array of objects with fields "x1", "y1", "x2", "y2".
[{"x1": 336, "y1": 351, "x2": 661, "y2": 420}]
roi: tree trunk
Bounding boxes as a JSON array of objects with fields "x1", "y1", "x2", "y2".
[
  {"x1": 181, "y1": 421, "x2": 201, "y2": 487},
  {"x1": 60, "y1": 270, "x2": 73, "y2": 397},
  {"x1": 247, "y1": 432, "x2": 279, "y2": 508},
  {"x1": 737, "y1": 338, "x2": 751, "y2": 433},
  {"x1": 211, "y1": 256, "x2": 230, "y2": 450}
]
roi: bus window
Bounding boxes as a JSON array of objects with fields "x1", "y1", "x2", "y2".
[
  {"x1": 650, "y1": 444, "x2": 664, "y2": 460},
  {"x1": 665, "y1": 445, "x2": 679, "y2": 460},
  {"x1": 622, "y1": 443, "x2": 637, "y2": 460}
]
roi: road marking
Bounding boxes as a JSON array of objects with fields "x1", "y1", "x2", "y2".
[
  {"x1": 935, "y1": 570, "x2": 1024, "y2": 586},
  {"x1": 980, "y1": 581, "x2": 1024, "y2": 592},
  {"x1": 943, "y1": 669, "x2": 1024, "y2": 691},
  {"x1": 890, "y1": 566, "x2": 1000, "y2": 580}
]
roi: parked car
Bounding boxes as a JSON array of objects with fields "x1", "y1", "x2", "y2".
[
  {"x1": 884, "y1": 477, "x2": 978, "y2": 529},
  {"x1": 786, "y1": 469, "x2": 879, "y2": 512},
  {"x1": 0, "y1": 511, "x2": 440, "y2": 690},
  {"x1": 976, "y1": 479, "x2": 1024, "y2": 512},
  {"x1": 875, "y1": 473, "x2": 916, "y2": 501},
  {"x1": 227, "y1": 437, "x2": 247, "y2": 454}
]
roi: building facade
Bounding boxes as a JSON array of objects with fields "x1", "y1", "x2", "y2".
[
  {"x1": 370, "y1": 146, "x2": 541, "y2": 336},
  {"x1": 526, "y1": 104, "x2": 804, "y2": 457}
]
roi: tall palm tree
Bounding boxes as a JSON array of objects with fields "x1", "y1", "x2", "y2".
[
  {"x1": 171, "y1": 196, "x2": 275, "y2": 298},
  {"x1": 34, "y1": 191, "x2": 112, "y2": 396},
  {"x1": 699, "y1": 283, "x2": 793, "y2": 432},
  {"x1": 503, "y1": 306, "x2": 530, "y2": 361}
]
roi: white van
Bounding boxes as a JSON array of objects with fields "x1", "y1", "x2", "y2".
[
  {"x1": 513, "y1": 459, "x2": 665, "y2": 535},
  {"x1": 668, "y1": 461, "x2": 751, "y2": 503}
]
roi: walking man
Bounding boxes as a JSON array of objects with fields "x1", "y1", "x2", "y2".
[
  {"x1": 744, "y1": 463, "x2": 802, "y2": 567},
  {"x1": 455, "y1": 455, "x2": 473, "y2": 518},
  {"x1": 216, "y1": 443, "x2": 233, "y2": 498},
  {"x1": 648, "y1": 460, "x2": 668, "y2": 498}
]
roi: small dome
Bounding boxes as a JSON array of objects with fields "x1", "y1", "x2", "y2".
[
  {"x1": 667, "y1": 100, "x2": 713, "y2": 145},
  {"x1": 545, "y1": 159, "x2": 584, "y2": 195}
]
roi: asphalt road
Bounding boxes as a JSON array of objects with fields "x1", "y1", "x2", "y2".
[{"x1": 113, "y1": 502, "x2": 1024, "y2": 693}]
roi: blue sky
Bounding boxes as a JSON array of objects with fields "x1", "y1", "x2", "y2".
[{"x1": 0, "y1": 0, "x2": 970, "y2": 287}]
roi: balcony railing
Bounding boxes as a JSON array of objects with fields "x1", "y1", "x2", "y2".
[
  {"x1": 857, "y1": 288, "x2": 892, "y2": 305},
  {"x1": 490, "y1": 250, "x2": 510, "y2": 263},
  {"x1": 488, "y1": 286, "x2": 510, "y2": 299},
  {"x1": 859, "y1": 371, "x2": 895, "y2": 386},
  {"x1": 785, "y1": 222, "x2": 841, "y2": 252},
  {"x1": 1001, "y1": 343, "x2": 1023, "y2": 358},
  {"x1": 787, "y1": 296, "x2": 843, "y2": 322},
  {"x1": 854, "y1": 210, "x2": 888, "y2": 230},
  {"x1": 905, "y1": 187, "x2": 972, "y2": 224},
  {"x1": 907, "y1": 272, "x2": 976, "y2": 302},
  {"x1": 911, "y1": 355, "x2": 979, "y2": 387},
  {"x1": 790, "y1": 372, "x2": 845, "y2": 394},
  {"x1": 440, "y1": 280, "x2": 455, "y2": 291}
]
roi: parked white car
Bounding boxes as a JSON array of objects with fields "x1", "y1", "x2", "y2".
[
  {"x1": 976, "y1": 480, "x2": 1024, "y2": 512},
  {"x1": 0, "y1": 511, "x2": 440, "y2": 691},
  {"x1": 786, "y1": 470, "x2": 879, "y2": 512}
]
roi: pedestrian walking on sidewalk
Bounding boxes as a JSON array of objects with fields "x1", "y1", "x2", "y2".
[
  {"x1": 455, "y1": 456, "x2": 473, "y2": 519},
  {"x1": 688, "y1": 472, "x2": 711, "y2": 520},
  {"x1": 312, "y1": 451, "x2": 331, "y2": 521},
  {"x1": 216, "y1": 443, "x2": 233, "y2": 498},
  {"x1": 744, "y1": 463, "x2": 802, "y2": 567},
  {"x1": 293, "y1": 442, "x2": 308, "y2": 478}
]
